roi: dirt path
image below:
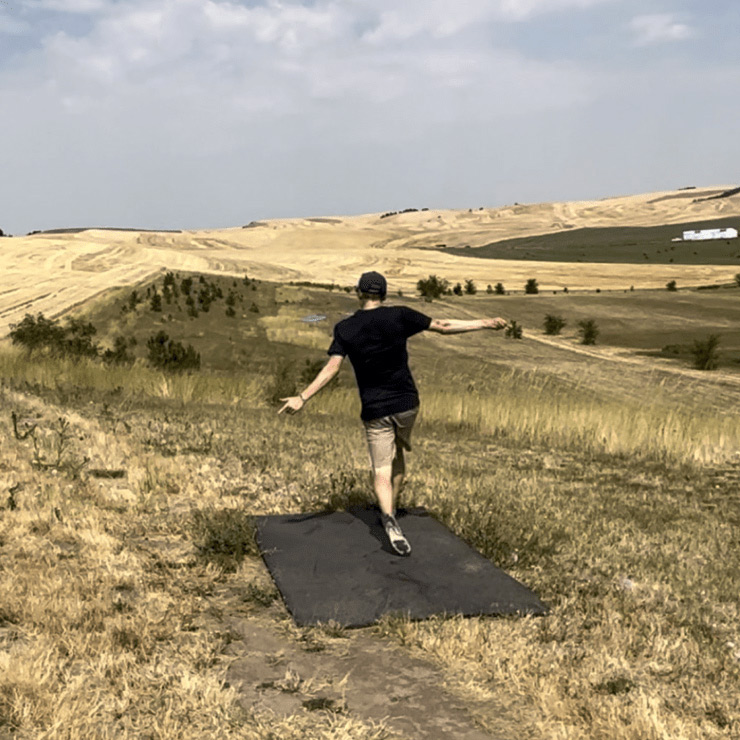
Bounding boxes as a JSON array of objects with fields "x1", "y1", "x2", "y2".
[
  {"x1": 448, "y1": 303, "x2": 740, "y2": 390},
  {"x1": 218, "y1": 603, "x2": 515, "y2": 739}
]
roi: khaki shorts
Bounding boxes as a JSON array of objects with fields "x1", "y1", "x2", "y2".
[{"x1": 363, "y1": 407, "x2": 419, "y2": 471}]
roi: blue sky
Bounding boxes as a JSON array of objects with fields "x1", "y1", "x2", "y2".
[{"x1": 0, "y1": 0, "x2": 737, "y2": 234}]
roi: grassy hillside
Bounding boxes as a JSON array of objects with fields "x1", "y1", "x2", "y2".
[
  {"x1": 1, "y1": 275, "x2": 740, "y2": 738},
  {"x1": 437, "y1": 217, "x2": 740, "y2": 264}
]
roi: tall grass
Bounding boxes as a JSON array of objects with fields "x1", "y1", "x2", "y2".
[
  {"x1": 2, "y1": 346, "x2": 737, "y2": 465},
  {"x1": 0, "y1": 346, "x2": 265, "y2": 406}
]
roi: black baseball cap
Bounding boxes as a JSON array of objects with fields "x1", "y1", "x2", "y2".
[{"x1": 357, "y1": 271, "x2": 387, "y2": 297}]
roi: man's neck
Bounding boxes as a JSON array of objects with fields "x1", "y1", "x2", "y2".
[{"x1": 360, "y1": 299, "x2": 383, "y2": 310}]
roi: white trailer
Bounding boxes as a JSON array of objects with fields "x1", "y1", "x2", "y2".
[{"x1": 682, "y1": 227, "x2": 738, "y2": 241}]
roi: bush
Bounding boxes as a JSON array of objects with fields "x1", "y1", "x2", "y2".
[
  {"x1": 181, "y1": 277, "x2": 193, "y2": 295},
  {"x1": 525, "y1": 278, "x2": 539, "y2": 295},
  {"x1": 269, "y1": 359, "x2": 297, "y2": 404},
  {"x1": 127, "y1": 290, "x2": 141, "y2": 311},
  {"x1": 190, "y1": 507, "x2": 257, "y2": 572},
  {"x1": 464, "y1": 279, "x2": 477, "y2": 295},
  {"x1": 102, "y1": 336, "x2": 135, "y2": 365},
  {"x1": 249, "y1": 302, "x2": 260, "y2": 313},
  {"x1": 453, "y1": 283, "x2": 463, "y2": 296},
  {"x1": 486, "y1": 284, "x2": 493, "y2": 294},
  {"x1": 692, "y1": 335, "x2": 720, "y2": 370},
  {"x1": 10, "y1": 314, "x2": 98, "y2": 358},
  {"x1": 150, "y1": 292, "x2": 162, "y2": 312},
  {"x1": 577, "y1": 319, "x2": 599, "y2": 345},
  {"x1": 543, "y1": 315, "x2": 567, "y2": 335},
  {"x1": 63, "y1": 318, "x2": 99, "y2": 358},
  {"x1": 666, "y1": 280, "x2": 678, "y2": 292},
  {"x1": 505, "y1": 321, "x2": 523, "y2": 339},
  {"x1": 10, "y1": 313, "x2": 67, "y2": 353},
  {"x1": 417, "y1": 275, "x2": 449, "y2": 301},
  {"x1": 494, "y1": 283, "x2": 505, "y2": 295},
  {"x1": 146, "y1": 331, "x2": 200, "y2": 372}
]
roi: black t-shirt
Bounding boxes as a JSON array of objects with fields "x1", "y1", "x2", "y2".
[{"x1": 327, "y1": 305, "x2": 432, "y2": 421}]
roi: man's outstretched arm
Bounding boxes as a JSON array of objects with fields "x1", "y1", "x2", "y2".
[
  {"x1": 277, "y1": 354, "x2": 344, "y2": 415},
  {"x1": 426, "y1": 317, "x2": 508, "y2": 334}
]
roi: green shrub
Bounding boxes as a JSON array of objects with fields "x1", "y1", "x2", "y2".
[
  {"x1": 146, "y1": 331, "x2": 200, "y2": 372},
  {"x1": 453, "y1": 283, "x2": 463, "y2": 296},
  {"x1": 494, "y1": 283, "x2": 505, "y2": 295},
  {"x1": 63, "y1": 318, "x2": 99, "y2": 358},
  {"x1": 417, "y1": 275, "x2": 449, "y2": 300},
  {"x1": 268, "y1": 359, "x2": 297, "y2": 404},
  {"x1": 543, "y1": 315, "x2": 567, "y2": 335},
  {"x1": 10, "y1": 314, "x2": 98, "y2": 358},
  {"x1": 189, "y1": 507, "x2": 257, "y2": 572},
  {"x1": 525, "y1": 278, "x2": 539, "y2": 294},
  {"x1": 505, "y1": 321, "x2": 523, "y2": 339},
  {"x1": 577, "y1": 319, "x2": 599, "y2": 345},
  {"x1": 10, "y1": 313, "x2": 66, "y2": 353},
  {"x1": 464, "y1": 279, "x2": 477, "y2": 295},
  {"x1": 102, "y1": 336, "x2": 135, "y2": 365},
  {"x1": 691, "y1": 334, "x2": 720, "y2": 370},
  {"x1": 666, "y1": 280, "x2": 677, "y2": 292},
  {"x1": 150, "y1": 292, "x2": 162, "y2": 312}
]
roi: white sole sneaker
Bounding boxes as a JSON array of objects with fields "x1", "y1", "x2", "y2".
[{"x1": 382, "y1": 514, "x2": 411, "y2": 556}]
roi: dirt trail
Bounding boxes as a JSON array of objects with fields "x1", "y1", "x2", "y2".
[
  {"x1": 220, "y1": 609, "x2": 513, "y2": 739},
  {"x1": 448, "y1": 303, "x2": 740, "y2": 390}
]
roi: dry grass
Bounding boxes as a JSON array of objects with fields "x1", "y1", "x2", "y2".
[{"x1": 1, "y1": 323, "x2": 739, "y2": 737}]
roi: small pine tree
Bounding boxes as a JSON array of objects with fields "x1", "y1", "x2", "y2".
[
  {"x1": 525, "y1": 278, "x2": 539, "y2": 294},
  {"x1": 150, "y1": 292, "x2": 162, "y2": 312},
  {"x1": 666, "y1": 280, "x2": 677, "y2": 291},
  {"x1": 543, "y1": 315, "x2": 567, "y2": 335},
  {"x1": 269, "y1": 360, "x2": 297, "y2": 404},
  {"x1": 691, "y1": 334, "x2": 720, "y2": 370},
  {"x1": 486, "y1": 284, "x2": 493, "y2": 294},
  {"x1": 416, "y1": 275, "x2": 449, "y2": 300},
  {"x1": 146, "y1": 331, "x2": 200, "y2": 372},
  {"x1": 453, "y1": 283, "x2": 463, "y2": 296},
  {"x1": 494, "y1": 283, "x2": 505, "y2": 295},
  {"x1": 464, "y1": 279, "x2": 477, "y2": 295},
  {"x1": 577, "y1": 319, "x2": 599, "y2": 345},
  {"x1": 249, "y1": 302, "x2": 260, "y2": 313},
  {"x1": 102, "y1": 336, "x2": 135, "y2": 365},
  {"x1": 505, "y1": 321, "x2": 523, "y2": 339},
  {"x1": 225, "y1": 305, "x2": 236, "y2": 318}
]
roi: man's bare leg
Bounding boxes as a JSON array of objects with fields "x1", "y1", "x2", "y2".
[
  {"x1": 373, "y1": 445, "x2": 405, "y2": 515},
  {"x1": 373, "y1": 465, "x2": 394, "y2": 516},
  {"x1": 391, "y1": 445, "x2": 405, "y2": 503}
]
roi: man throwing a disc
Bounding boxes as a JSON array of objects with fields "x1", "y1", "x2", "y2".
[{"x1": 278, "y1": 271, "x2": 507, "y2": 556}]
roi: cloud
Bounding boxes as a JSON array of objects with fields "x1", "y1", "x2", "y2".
[
  {"x1": 630, "y1": 13, "x2": 693, "y2": 46},
  {"x1": 32, "y1": 0, "x2": 108, "y2": 12},
  {"x1": 0, "y1": 14, "x2": 30, "y2": 35},
  {"x1": 363, "y1": 0, "x2": 622, "y2": 41}
]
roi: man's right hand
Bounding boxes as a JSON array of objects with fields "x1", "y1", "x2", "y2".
[{"x1": 485, "y1": 317, "x2": 508, "y2": 330}]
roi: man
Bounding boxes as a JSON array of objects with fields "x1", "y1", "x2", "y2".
[{"x1": 278, "y1": 271, "x2": 507, "y2": 556}]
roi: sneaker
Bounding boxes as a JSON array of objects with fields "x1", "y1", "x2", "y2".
[{"x1": 382, "y1": 513, "x2": 411, "y2": 556}]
